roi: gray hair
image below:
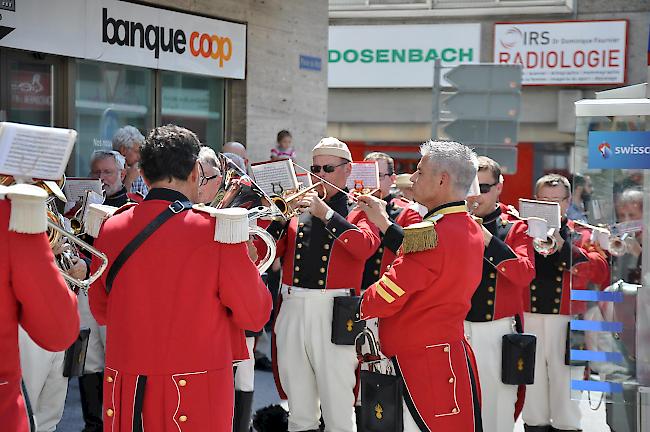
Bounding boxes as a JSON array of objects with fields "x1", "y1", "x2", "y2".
[
  {"x1": 618, "y1": 188, "x2": 643, "y2": 207},
  {"x1": 90, "y1": 150, "x2": 126, "y2": 171},
  {"x1": 222, "y1": 152, "x2": 246, "y2": 172},
  {"x1": 420, "y1": 140, "x2": 478, "y2": 196},
  {"x1": 112, "y1": 126, "x2": 145, "y2": 151},
  {"x1": 198, "y1": 147, "x2": 221, "y2": 174}
]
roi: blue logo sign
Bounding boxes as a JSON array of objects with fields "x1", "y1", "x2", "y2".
[
  {"x1": 299, "y1": 55, "x2": 322, "y2": 71},
  {"x1": 588, "y1": 131, "x2": 650, "y2": 169}
]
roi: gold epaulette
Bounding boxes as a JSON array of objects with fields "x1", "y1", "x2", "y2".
[{"x1": 402, "y1": 214, "x2": 443, "y2": 254}]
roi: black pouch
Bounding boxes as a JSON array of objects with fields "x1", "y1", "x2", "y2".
[
  {"x1": 63, "y1": 328, "x2": 90, "y2": 378},
  {"x1": 565, "y1": 322, "x2": 588, "y2": 366},
  {"x1": 356, "y1": 328, "x2": 403, "y2": 432},
  {"x1": 361, "y1": 369, "x2": 403, "y2": 432},
  {"x1": 331, "y1": 295, "x2": 365, "y2": 345},
  {"x1": 502, "y1": 315, "x2": 537, "y2": 385}
]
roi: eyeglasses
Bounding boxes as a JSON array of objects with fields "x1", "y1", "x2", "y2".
[
  {"x1": 479, "y1": 182, "x2": 498, "y2": 194},
  {"x1": 198, "y1": 163, "x2": 219, "y2": 187},
  {"x1": 379, "y1": 172, "x2": 394, "y2": 178},
  {"x1": 537, "y1": 196, "x2": 569, "y2": 204},
  {"x1": 310, "y1": 161, "x2": 349, "y2": 174}
]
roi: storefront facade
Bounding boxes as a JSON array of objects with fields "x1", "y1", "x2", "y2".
[{"x1": 0, "y1": 0, "x2": 328, "y2": 175}]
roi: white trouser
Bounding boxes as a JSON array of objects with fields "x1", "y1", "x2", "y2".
[
  {"x1": 464, "y1": 318, "x2": 518, "y2": 432},
  {"x1": 235, "y1": 337, "x2": 256, "y2": 391},
  {"x1": 275, "y1": 285, "x2": 358, "y2": 432},
  {"x1": 18, "y1": 327, "x2": 68, "y2": 432},
  {"x1": 78, "y1": 292, "x2": 106, "y2": 373},
  {"x1": 522, "y1": 313, "x2": 582, "y2": 430}
]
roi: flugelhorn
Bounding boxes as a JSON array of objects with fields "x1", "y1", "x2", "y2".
[
  {"x1": 209, "y1": 154, "x2": 281, "y2": 274},
  {"x1": 268, "y1": 181, "x2": 326, "y2": 218}
]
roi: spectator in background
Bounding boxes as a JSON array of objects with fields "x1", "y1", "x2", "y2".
[
  {"x1": 567, "y1": 173, "x2": 592, "y2": 222},
  {"x1": 112, "y1": 126, "x2": 148, "y2": 197},
  {"x1": 270, "y1": 130, "x2": 296, "y2": 161}
]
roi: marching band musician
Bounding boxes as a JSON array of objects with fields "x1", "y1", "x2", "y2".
[
  {"x1": 522, "y1": 174, "x2": 609, "y2": 432},
  {"x1": 0, "y1": 184, "x2": 80, "y2": 432},
  {"x1": 356, "y1": 140, "x2": 485, "y2": 431},
  {"x1": 18, "y1": 243, "x2": 87, "y2": 432},
  {"x1": 266, "y1": 137, "x2": 380, "y2": 432},
  {"x1": 88, "y1": 125, "x2": 272, "y2": 431},
  {"x1": 78, "y1": 149, "x2": 142, "y2": 432},
  {"x1": 464, "y1": 157, "x2": 535, "y2": 432},
  {"x1": 360, "y1": 152, "x2": 409, "y2": 291}
]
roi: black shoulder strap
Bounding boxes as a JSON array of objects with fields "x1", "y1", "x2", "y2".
[{"x1": 105, "y1": 200, "x2": 192, "y2": 294}]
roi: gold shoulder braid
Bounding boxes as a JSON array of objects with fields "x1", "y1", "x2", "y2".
[{"x1": 402, "y1": 214, "x2": 444, "y2": 254}]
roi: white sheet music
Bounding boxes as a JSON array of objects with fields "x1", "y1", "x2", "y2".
[
  {"x1": 519, "y1": 199, "x2": 561, "y2": 229},
  {"x1": 64, "y1": 178, "x2": 103, "y2": 203},
  {"x1": 345, "y1": 161, "x2": 379, "y2": 191},
  {"x1": 296, "y1": 172, "x2": 313, "y2": 189},
  {"x1": 250, "y1": 159, "x2": 299, "y2": 196},
  {"x1": 0, "y1": 122, "x2": 77, "y2": 180}
]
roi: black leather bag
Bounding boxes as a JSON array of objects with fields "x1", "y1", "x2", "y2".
[
  {"x1": 63, "y1": 328, "x2": 91, "y2": 378},
  {"x1": 360, "y1": 370, "x2": 403, "y2": 432},
  {"x1": 565, "y1": 322, "x2": 588, "y2": 366},
  {"x1": 501, "y1": 315, "x2": 537, "y2": 385},
  {"x1": 356, "y1": 328, "x2": 403, "y2": 432},
  {"x1": 331, "y1": 295, "x2": 365, "y2": 345}
]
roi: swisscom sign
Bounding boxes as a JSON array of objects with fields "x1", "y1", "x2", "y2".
[
  {"x1": 494, "y1": 20, "x2": 627, "y2": 86},
  {"x1": 0, "y1": 0, "x2": 246, "y2": 79}
]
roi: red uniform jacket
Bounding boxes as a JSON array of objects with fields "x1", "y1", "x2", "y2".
[
  {"x1": 89, "y1": 188, "x2": 272, "y2": 432},
  {"x1": 378, "y1": 202, "x2": 428, "y2": 274},
  {"x1": 267, "y1": 191, "x2": 380, "y2": 294},
  {"x1": 467, "y1": 206, "x2": 535, "y2": 322},
  {"x1": 0, "y1": 198, "x2": 79, "y2": 432},
  {"x1": 267, "y1": 190, "x2": 380, "y2": 398},
  {"x1": 360, "y1": 202, "x2": 485, "y2": 431},
  {"x1": 525, "y1": 219, "x2": 609, "y2": 316}
]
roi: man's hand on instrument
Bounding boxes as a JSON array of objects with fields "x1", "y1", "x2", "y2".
[
  {"x1": 67, "y1": 256, "x2": 87, "y2": 280},
  {"x1": 357, "y1": 195, "x2": 391, "y2": 234},
  {"x1": 247, "y1": 238, "x2": 259, "y2": 263},
  {"x1": 300, "y1": 191, "x2": 331, "y2": 221}
]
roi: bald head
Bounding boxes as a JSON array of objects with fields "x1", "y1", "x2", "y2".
[{"x1": 223, "y1": 141, "x2": 247, "y2": 160}]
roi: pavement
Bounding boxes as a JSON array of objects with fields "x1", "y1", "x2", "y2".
[{"x1": 57, "y1": 367, "x2": 613, "y2": 431}]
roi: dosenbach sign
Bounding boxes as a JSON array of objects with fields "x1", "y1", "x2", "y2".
[
  {"x1": 328, "y1": 24, "x2": 481, "y2": 88},
  {"x1": 494, "y1": 20, "x2": 627, "y2": 86}
]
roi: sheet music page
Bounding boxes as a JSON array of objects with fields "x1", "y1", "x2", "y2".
[
  {"x1": 518, "y1": 198, "x2": 561, "y2": 229},
  {"x1": 250, "y1": 159, "x2": 299, "y2": 196},
  {"x1": 64, "y1": 178, "x2": 104, "y2": 203},
  {"x1": 345, "y1": 161, "x2": 379, "y2": 191},
  {"x1": 296, "y1": 172, "x2": 313, "y2": 188},
  {"x1": 0, "y1": 122, "x2": 77, "y2": 180}
]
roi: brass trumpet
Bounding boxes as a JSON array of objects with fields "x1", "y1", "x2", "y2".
[
  {"x1": 269, "y1": 181, "x2": 326, "y2": 218},
  {"x1": 532, "y1": 231, "x2": 560, "y2": 257}
]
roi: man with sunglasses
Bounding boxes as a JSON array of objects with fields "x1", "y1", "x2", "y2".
[
  {"x1": 463, "y1": 157, "x2": 536, "y2": 432},
  {"x1": 266, "y1": 137, "x2": 380, "y2": 432},
  {"x1": 521, "y1": 174, "x2": 608, "y2": 432}
]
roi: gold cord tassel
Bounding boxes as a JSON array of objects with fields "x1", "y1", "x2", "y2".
[{"x1": 402, "y1": 222, "x2": 438, "y2": 254}]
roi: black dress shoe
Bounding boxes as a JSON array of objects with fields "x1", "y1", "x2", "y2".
[{"x1": 255, "y1": 356, "x2": 273, "y2": 371}]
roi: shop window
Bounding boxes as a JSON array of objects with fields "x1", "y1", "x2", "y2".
[
  {"x1": 5, "y1": 57, "x2": 54, "y2": 127},
  {"x1": 160, "y1": 71, "x2": 224, "y2": 151},
  {"x1": 72, "y1": 60, "x2": 153, "y2": 176}
]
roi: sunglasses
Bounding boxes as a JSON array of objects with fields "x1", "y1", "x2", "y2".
[
  {"x1": 198, "y1": 163, "x2": 219, "y2": 187},
  {"x1": 310, "y1": 161, "x2": 349, "y2": 174},
  {"x1": 479, "y1": 182, "x2": 498, "y2": 194}
]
